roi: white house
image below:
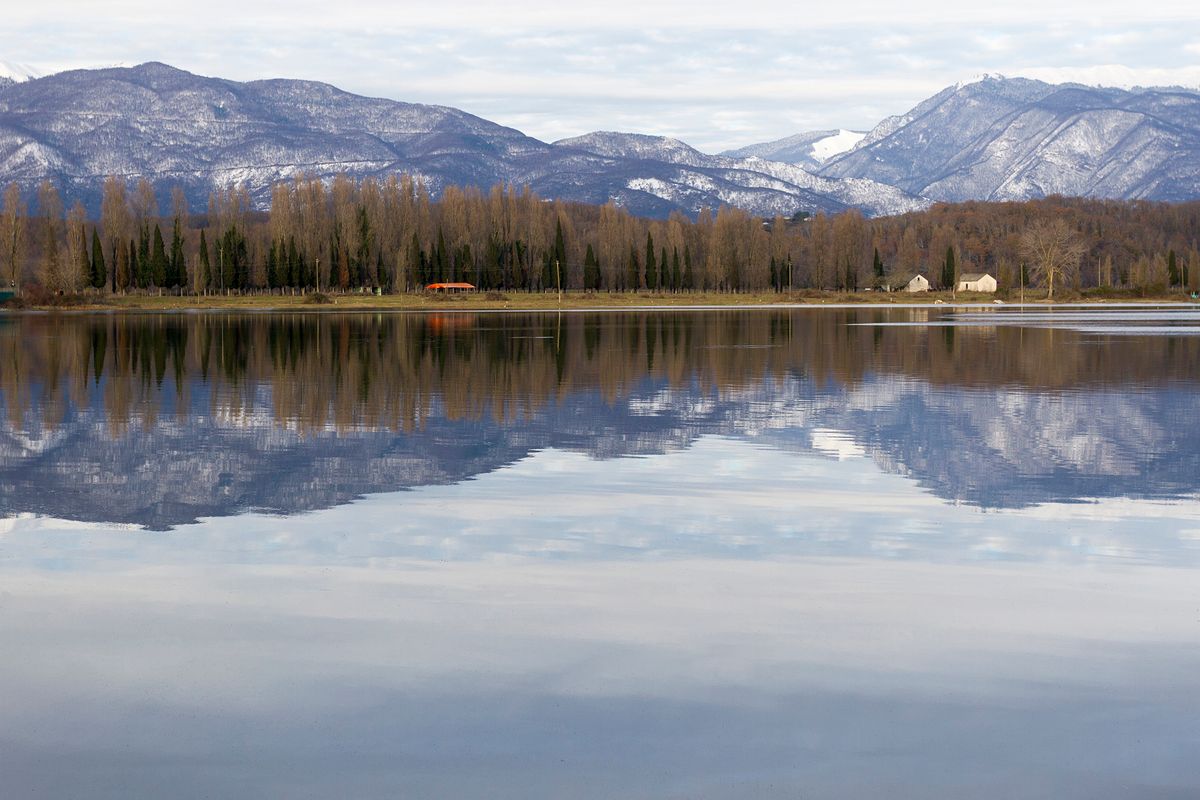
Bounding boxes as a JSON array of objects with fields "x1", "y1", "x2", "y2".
[
  {"x1": 957, "y1": 272, "x2": 997, "y2": 293},
  {"x1": 904, "y1": 274, "x2": 930, "y2": 293}
]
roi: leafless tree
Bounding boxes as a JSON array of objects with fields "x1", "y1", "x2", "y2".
[
  {"x1": 1, "y1": 183, "x2": 26, "y2": 291},
  {"x1": 1019, "y1": 218, "x2": 1087, "y2": 299}
]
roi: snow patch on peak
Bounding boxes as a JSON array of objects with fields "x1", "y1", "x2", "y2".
[
  {"x1": 810, "y1": 129, "x2": 866, "y2": 162},
  {"x1": 0, "y1": 61, "x2": 42, "y2": 83}
]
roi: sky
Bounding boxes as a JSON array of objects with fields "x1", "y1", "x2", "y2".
[{"x1": 4, "y1": 0, "x2": 1200, "y2": 151}]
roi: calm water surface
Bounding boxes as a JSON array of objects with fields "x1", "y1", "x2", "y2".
[{"x1": 2, "y1": 307, "x2": 1199, "y2": 799}]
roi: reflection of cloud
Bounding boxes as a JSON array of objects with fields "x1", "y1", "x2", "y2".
[{"x1": 2, "y1": 543, "x2": 1200, "y2": 796}]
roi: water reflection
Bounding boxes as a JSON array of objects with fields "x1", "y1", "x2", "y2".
[
  {"x1": 4, "y1": 309, "x2": 1200, "y2": 799},
  {"x1": 2, "y1": 309, "x2": 1199, "y2": 528}
]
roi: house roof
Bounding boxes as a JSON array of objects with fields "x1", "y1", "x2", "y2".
[
  {"x1": 426, "y1": 282, "x2": 476, "y2": 289},
  {"x1": 958, "y1": 273, "x2": 992, "y2": 282},
  {"x1": 882, "y1": 273, "x2": 925, "y2": 285}
]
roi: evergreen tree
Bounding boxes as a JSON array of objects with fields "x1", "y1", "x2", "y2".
[
  {"x1": 137, "y1": 225, "x2": 151, "y2": 287},
  {"x1": 435, "y1": 229, "x2": 448, "y2": 284},
  {"x1": 553, "y1": 218, "x2": 566, "y2": 276},
  {"x1": 583, "y1": 243, "x2": 600, "y2": 290},
  {"x1": 90, "y1": 228, "x2": 106, "y2": 289},
  {"x1": 169, "y1": 217, "x2": 185, "y2": 288},
  {"x1": 267, "y1": 240, "x2": 280, "y2": 289},
  {"x1": 150, "y1": 224, "x2": 168, "y2": 287},
  {"x1": 78, "y1": 224, "x2": 91, "y2": 290},
  {"x1": 671, "y1": 248, "x2": 681, "y2": 291},
  {"x1": 941, "y1": 246, "x2": 956, "y2": 289},
  {"x1": 873, "y1": 247, "x2": 884, "y2": 279},
  {"x1": 626, "y1": 244, "x2": 640, "y2": 291},
  {"x1": 1168, "y1": 250, "x2": 1179, "y2": 287},
  {"x1": 198, "y1": 229, "x2": 211, "y2": 292},
  {"x1": 644, "y1": 232, "x2": 657, "y2": 290},
  {"x1": 770, "y1": 257, "x2": 779, "y2": 291},
  {"x1": 682, "y1": 246, "x2": 695, "y2": 290}
]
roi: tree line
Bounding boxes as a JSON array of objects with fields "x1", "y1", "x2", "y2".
[{"x1": 3, "y1": 175, "x2": 1200, "y2": 296}]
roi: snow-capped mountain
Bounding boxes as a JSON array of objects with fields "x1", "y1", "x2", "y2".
[
  {"x1": 815, "y1": 75, "x2": 1200, "y2": 202},
  {"x1": 551, "y1": 131, "x2": 927, "y2": 217},
  {"x1": 0, "y1": 60, "x2": 41, "y2": 85},
  {"x1": 4, "y1": 64, "x2": 1199, "y2": 220},
  {"x1": 722, "y1": 129, "x2": 866, "y2": 169},
  {"x1": 0, "y1": 62, "x2": 922, "y2": 219}
]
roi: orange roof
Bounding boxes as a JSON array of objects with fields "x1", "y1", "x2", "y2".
[{"x1": 426, "y1": 282, "x2": 476, "y2": 289}]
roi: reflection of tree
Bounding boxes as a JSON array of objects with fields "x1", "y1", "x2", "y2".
[{"x1": 1, "y1": 311, "x2": 1198, "y2": 434}]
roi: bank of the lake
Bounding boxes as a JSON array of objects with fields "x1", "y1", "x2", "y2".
[{"x1": 5, "y1": 288, "x2": 1198, "y2": 312}]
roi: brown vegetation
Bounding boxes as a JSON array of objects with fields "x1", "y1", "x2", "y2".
[{"x1": 2, "y1": 175, "x2": 1200, "y2": 300}]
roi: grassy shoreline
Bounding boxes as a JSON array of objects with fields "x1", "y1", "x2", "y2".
[{"x1": 4, "y1": 288, "x2": 1198, "y2": 313}]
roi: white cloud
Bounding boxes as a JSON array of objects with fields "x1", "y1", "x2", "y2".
[{"x1": 3, "y1": 5, "x2": 1200, "y2": 150}]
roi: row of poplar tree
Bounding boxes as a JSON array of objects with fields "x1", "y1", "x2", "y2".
[{"x1": 3, "y1": 174, "x2": 1200, "y2": 295}]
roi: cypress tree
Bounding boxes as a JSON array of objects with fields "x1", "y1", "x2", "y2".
[
  {"x1": 91, "y1": 228, "x2": 106, "y2": 289},
  {"x1": 170, "y1": 217, "x2": 185, "y2": 288},
  {"x1": 873, "y1": 247, "x2": 884, "y2": 278},
  {"x1": 682, "y1": 246, "x2": 694, "y2": 291},
  {"x1": 626, "y1": 244, "x2": 640, "y2": 291},
  {"x1": 583, "y1": 243, "x2": 600, "y2": 290},
  {"x1": 644, "y1": 232, "x2": 657, "y2": 290},
  {"x1": 267, "y1": 240, "x2": 279, "y2": 289},
  {"x1": 770, "y1": 257, "x2": 779, "y2": 291},
  {"x1": 150, "y1": 224, "x2": 167, "y2": 287},
  {"x1": 942, "y1": 246, "x2": 956, "y2": 289},
  {"x1": 554, "y1": 218, "x2": 566, "y2": 274},
  {"x1": 671, "y1": 248, "x2": 681, "y2": 291},
  {"x1": 77, "y1": 225, "x2": 90, "y2": 290},
  {"x1": 198, "y1": 229, "x2": 211, "y2": 292},
  {"x1": 138, "y1": 225, "x2": 151, "y2": 287}
]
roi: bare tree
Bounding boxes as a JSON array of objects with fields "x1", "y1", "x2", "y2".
[
  {"x1": 1019, "y1": 218, "x2": 1087, "y2": 299},
  {"x1": 36, "y1": 181, "x2": 64, "y2": 291},
  {"x1": 65, "y1": 201, "x2": 89, "y2": 292},
  {"x1": 1, "y1": 183, "x2": 26, "y2": 291},
  {"x1": 100, "y1": 177, "x2": 130, "y2": 291}
]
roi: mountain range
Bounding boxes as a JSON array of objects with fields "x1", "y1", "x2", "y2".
[{"x1": 1, "y1": 63, "x2": 1199, "y2": 219}]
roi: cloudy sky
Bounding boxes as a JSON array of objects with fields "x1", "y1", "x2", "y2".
[{"x1": 4, "y1": 0, "x2": 1200, "y2": 151}]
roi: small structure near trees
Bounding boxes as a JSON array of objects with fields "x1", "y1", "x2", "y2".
[
  {"x1": 425, "y1": 282, "x2": 476, "y2": 293},
  {"x1": 957, "y1": 272, "x2": 997, "y2": 292},
  {"x1": 877, "y1": 273, "x2": 930, "y2": 293}
]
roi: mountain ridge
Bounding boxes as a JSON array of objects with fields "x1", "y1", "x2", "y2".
[
  {"x1": 2, "y1": 63, "x2": 1199, "y2": 219},
  {"x1": 0, "y1": 62, "x2": 924, "y2": 219}
]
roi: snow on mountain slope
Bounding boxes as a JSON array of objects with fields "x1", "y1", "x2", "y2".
[
  {"x1": 818, "y1": 75, "x2": 1200, "y2": 202},
  {"x1": 556, "y1": 131, "x2": 928, "y2": 217},
  {"x1": 0, "y1": 61, "x2": 41, "y2": 83},
  {"x1": 721, "y1": 129, "x2": 866, "y2": 169},
  {"x1": 0, "y1": 63, "x2": 917, "y2": 219},
  {"x1": 810, "y1": 129, "x2": 866, "y2": 161}
]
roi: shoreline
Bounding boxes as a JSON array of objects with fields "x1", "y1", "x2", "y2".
[{"x1": 4, "y1": 290, "x2": 1199, "y2": 314}]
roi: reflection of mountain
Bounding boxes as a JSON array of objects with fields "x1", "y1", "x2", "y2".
[
  {"x1": 1, "y1": 311, "x2": 1198, "y2": 528},
  {"x1": 3, "y1": 375, "x2": 1199, "y2": 529}
]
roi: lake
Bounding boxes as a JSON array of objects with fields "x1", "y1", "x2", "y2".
[{"x1": 2, "y1": 306, "x2": 1199, "y2": 799}]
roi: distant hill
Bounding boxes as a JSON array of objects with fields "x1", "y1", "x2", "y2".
[
  {"x1": 0, "y1": 62, "x2": 923, "y2": 219},
  {"x1": 721, "y1": 129, "x2": 866, "y2": 170},
  {"x1": 2, "y1": 64, "x2": 1199, "y2": 219},
  {"x1": 816, "y1": 76, "x2": 1200, "y2": 202}
]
